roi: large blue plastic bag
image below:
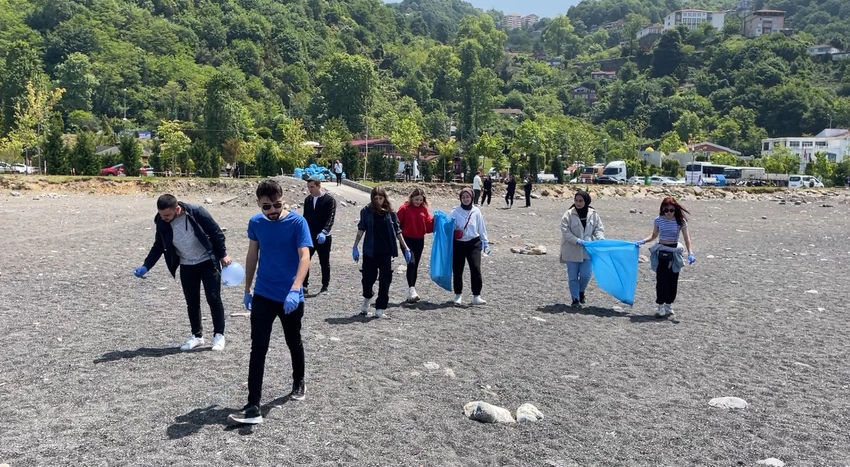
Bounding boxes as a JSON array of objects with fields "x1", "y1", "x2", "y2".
[
  {"x1": 583, "y1": 239, "x2": 639, "y2": 306},
  {"x1": 430, "y1": 210, "x2": 454, "y2": 291}
]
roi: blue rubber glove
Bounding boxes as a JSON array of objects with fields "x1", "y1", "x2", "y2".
[
  {"x1": 284, "y1": 289, "x2": 301, "y2": 314},
  {"x1": 576, "y1": 239, "x2": 587, "y2": 246},
  {"x1": 482, "y1": 242, "x2": 491, "y2": 255},
  {"x1": 403, "y1": 248, "x2": 412, "y2": 263},
  {"x1": 243, "y1": 292, "x2": 253, "y2": 310},
  {"x1": 317, "y1": 232, "x2": 327, "y2": 244},
  {"x1": 635, "y1": 240, "x2": 646, "y2": 246},
  {"x1": 352, "y1": 246, "x2": 360, "y2": 262},
  {"x1": 688, "y1": 253, "x2": 696, "y2": 265},
  {"x1": 134, "y1": 266, "x2": 148, "y2": 277}
]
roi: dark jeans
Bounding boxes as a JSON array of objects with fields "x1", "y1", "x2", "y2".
[
  {"x1": 305, "y1": 235, "x2": 332, "y2": 289},
  {"x1": 524, "y1": 190, "x2": 531, "y2": 207},
  {"x1": 473, "y1": 189, "x2": 481, "y2": 205},
  {"x1": 362, "y1": 253, "x2": 393, "y2": 309},
  {"x1": 453, "y1": 237, "x2": 482, "y2": 295},
  {"x1": 404, "y1": 236, "x2": 425, "y2": 287},
  {"x1": 179, "y1": 260, "x2": 225, "y2": 337},
  {"x1": 335, "y1": 172, "x2": 342, "y2": 186},
  {"x1": 481, "y1": 190, "x2": 492, "y2": 205},
  {"x1": 247, "y1": 293, "x2": 305, "y2": 406},
  {"x1": 655, "y1": 258, "x2": 680, "y2": 304},
  {"x1": 505, "y1": 190, "x2": 515, "y2": 206}
]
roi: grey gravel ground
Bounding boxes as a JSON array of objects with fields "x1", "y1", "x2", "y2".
[{"x1": 1, "y1": 187, "x2": 849, "y2": 466}]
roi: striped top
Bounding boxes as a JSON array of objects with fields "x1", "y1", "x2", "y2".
[{"x1": 655, "y1": 216, "x2": 685, "y2": 243}]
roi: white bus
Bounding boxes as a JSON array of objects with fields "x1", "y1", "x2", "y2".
[{"x1": 685, "y1": 161, "x2": 728, "y2": 185}]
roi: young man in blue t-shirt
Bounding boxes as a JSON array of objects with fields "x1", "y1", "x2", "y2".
[{"x1": 228, "y1": 179, "x2": 312, "y2": 425}]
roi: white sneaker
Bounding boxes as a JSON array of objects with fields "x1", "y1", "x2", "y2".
[
  {"x1": 211, "y1": 333, "x2": 226, "y2": 351},
  {"x1": 654, "y1": 304, "x2": 668, "y2": 318},
  {"x1": 374, "y1": 309, "x2": 384, "y2": 318},
  {"x1": 407, "y1": 287, "x2": 420, "y2": 303},
  {"x1": 453, "y1": 294, "x2": 463, "y2": 305},
  {"x1": 360, "y1": 298, "x2": 371, "y2": 315},
  {"x1": 665, "y1": 304, "x2": 675, "y2": 316},
  {"x1": 180, "y1": 336, "x2": 205, "y2": 351},
  {"x1": 471, "y1": 295, "x2": 486, "y2": 305}
]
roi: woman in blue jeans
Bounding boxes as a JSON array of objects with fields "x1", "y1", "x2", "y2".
[{"x1": 559, "y1": 191, "x2": 604, "y2": 308}]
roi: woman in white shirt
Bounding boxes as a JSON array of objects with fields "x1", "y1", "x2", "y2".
[
  {"x1": 559, "y1": 191, "x2": 604, "y2": 308},
  {"x1": 451, "y1": 188, "x2": 490, "y2": 306}
]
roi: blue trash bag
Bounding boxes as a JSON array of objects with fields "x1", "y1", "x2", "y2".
[
  {"x1": 429, "y1": 210, "x2": 454, "y2": 291},
  {"x1": 294, "y1": 168, "x2": 304, "y2": 178},
  {"x1": 582, "y1": 239, "x2": 640, "y2": 306}
]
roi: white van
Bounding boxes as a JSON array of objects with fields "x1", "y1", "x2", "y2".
[{"x1": 789, "y1": 175, "x2": 824, "y2": 189}]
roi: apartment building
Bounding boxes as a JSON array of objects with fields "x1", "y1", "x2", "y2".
[
  {"x1": 663, "y1": 9, "x2": 726, "y2": 30},
  {"x1": 743, "y1": 10, "x2": 785, "y2": 37},
  {"x1": 504, "y1": 13, "x2": 539, "y2": 30},
  {"x1": 761, "y1": 129, "x2": 850, "y2": 164}
]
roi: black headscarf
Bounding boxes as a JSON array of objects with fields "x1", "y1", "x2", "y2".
[{"x1": 571, "y1": 191, "x2": 592, "y2": 228}]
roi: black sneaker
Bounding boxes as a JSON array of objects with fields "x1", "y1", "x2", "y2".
[
  {"x1": 319, "y1": 286, "x2": 328, "y2": 294},
  {"x1": 570, "y1": 299, "x2": 582, "y2": 309},
  {"x1": 228, "y1": 404, "x2": 263, "y2": 425},
  {"x1": 303, "y1": 286, "x2": 309, "y2": 296},
  {"x1": 579, "y1": 292, "x2": 586, "y2": 304},
  {"x1": 290, "y1": 381, "x2": 305, "y2": 401}
]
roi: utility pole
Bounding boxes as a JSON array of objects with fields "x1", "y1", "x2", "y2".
[
  {"x1": 362, "y1": 99, "x2": 369, "y2": 181},
  {"x1": 122, "y1": 88, "x2": 128, "y2": 121}
]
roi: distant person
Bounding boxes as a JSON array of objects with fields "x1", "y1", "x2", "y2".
[
  {"x1": 559, "y1": 191, "x2": 604, "y2": 308},
  {"x1": 523, "y1": 175, "x2": 533, "y2": 208},
  {"x1": 228, "y1": 179, "x2": 312, "y2": 425},
  {"x1": 504, "y1": 174, "x2": 516, "y2": 209},
  {"x1": 302, "y1": 177, "x2": 337, "y2": 295},
  {"x1": 134, "y1": 194, "x2": 232, "y2": 352},
  {"x1": 451, "y1": 188, "x2": 490, "y2": 306},
  {"x1": 333, "y1": 159, "x2": 343, "y2": 186},
  {"x1": 482, "y1": 174, "x2": 493, "y2": 206},
  {"x1": 404, "y1": 161, "x2": 412, "y2": 182},
  {"x1": 472, "y1": 170, "x2": 482, "y2": 205},
  {"x1": 396, "y1": 188, "x2": 434, "y2": 303},
  {"x1": 352, "y1": 187, "x2": 412, "y2": 318},
  {"x1": 636, "y1": 197, "x2": 695, "y2": 319}
]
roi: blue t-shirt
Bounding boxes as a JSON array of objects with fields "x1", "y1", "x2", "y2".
[{"x1": 247, "y1": 211, "x2": 313, "y2": 303}]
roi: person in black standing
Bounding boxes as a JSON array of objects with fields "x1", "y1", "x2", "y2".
[
  {"x1": 482, "y1": 174, "x2": 493, "y2": 206},
  {"x1": 302, "y1": 177, "x2": 336, "y2": 295},
  {"x1": 504, "y1": 174, "x2": 516, "y2": 209},
  {"x1": 523, "y1": 175, "x2": 533, "y2": 208}
]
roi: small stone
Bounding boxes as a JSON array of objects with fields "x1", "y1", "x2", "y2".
[
  {"x1": 706, "y1": 255, "x2": 716, "y2": 259},
  {"x1": 756, "y1": 458, "x2": 785, "y2": 467},
  {"x1": 629, "y1": 208, "x2": 637, "y2": 213},
  {"x1": 531, "y1": 316, "x2": 546, "y2": 322},
  {"x1": 761, "y1": 216, "x2": 767, "y2": 219},
  {"x1": 204, "y1": 197, "x2": 213, "y2": 204},
  {"x1": 805, "y1": 289, "x2": 818, "y2": 294},
  {"x1": 708, "y1": 396, "x2": 748, "y2": 409},
  {"x1": 230, "y1": 312, "x2": 250, "y2": 317},
  {"x1": 516, "y1": 403, "x2": 544, "y2": 423},
  {"x1": 10, "y1": 191, "x2": 21, "y2": 196},
  {"x1": 445, "y1": 368, "x2": 456, "y2": 378},
  {"x1": 423, "y1": 361, "x2": 440, "y2": 370},
  {"x1": 463, "y1": 401, "x2": 515, "y2": 423}
]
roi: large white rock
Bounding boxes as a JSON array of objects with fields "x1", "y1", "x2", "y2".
[
  {"x1": 756, "y1": 458, "x2": 785, "y2": 467},
  {"x1": 516, "y1": 403, "x2": 544, "y2": 423},
  {"x1": 464, "y1": 401, "x2": 515, "y2": 423},
  {"x1": 708, "y1": 396, "x2": 748, "y2": 409}
]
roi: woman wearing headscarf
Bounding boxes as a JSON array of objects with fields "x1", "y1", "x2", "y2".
[
  {"x1": 559, "y1": 190, "x2": 604, "y2": 308},
  {"x1": 451, "y1": 187, "x2": 490, "y2": 306},
  {"x1": 636, "y1": 197, "x2": 695, "y2": 318}
]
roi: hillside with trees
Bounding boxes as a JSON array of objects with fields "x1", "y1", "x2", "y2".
[{"x1": 1, "y1": 0, "x2": 849, "y2": 184}]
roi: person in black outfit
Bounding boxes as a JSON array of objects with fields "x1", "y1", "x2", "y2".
[
  {"x1": 302, "y1": 177, "x2": 336, "y2": 294},
  {"x1": 523, "y1": 176, "x2": 533, "y2": 207},
  {"x1": 504, "y1": 174, "x2": 516, "y2": 209},
  {"x1": 482, "y1": 174, "x2": 493, "y2": 206}
]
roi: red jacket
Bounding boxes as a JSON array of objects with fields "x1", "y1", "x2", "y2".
[{"x1": 397, "y1": 202, "x2": 433, "y2": 239}]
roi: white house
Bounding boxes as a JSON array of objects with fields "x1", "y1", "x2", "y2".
[
  {"x1": 807, "y1": 45, "x2": 842, "y2": 56},
  {"x1": 663, "y1": 9, "x2": 726, "y2": 31},
  {"x1": 761, "y1": 129, "x2": 850, "y2": 170}
]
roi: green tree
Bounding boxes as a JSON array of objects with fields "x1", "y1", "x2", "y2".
[
  {"x1": 1, "y1": 41, "x2": 44, "y2": 133},
  {"x1": 158, "y1": 120, "x2": 191, "y2": 174},
  {"x1": 119, "y1": 134, "x2": 142, "y2": 176},
  {"x1": 317, "y1": 53, "x2": 376, "y2": 134},
  {"x1": 277, "y1": 118, "x2": 313, "y2": 170},
  {"x1": 187, "y1": 140, "x2": 216, "y2": 178},
  {"x1": 390, "y1": 116, "x2": 424, "y2": 163},
  {"x1": 41, "y1": 114, "x2": 68, "y2": 175},
  {"x1": 811, "y1": 152, "x2": 834, "y2": 182},
  {"x1": 54, "y1": 52, "x2": 98, "y2": 113},
  {"x1": 673, "y1": 111, "x2": 702, "y2": 145},
  {"x1": 255, "y1": 138, "x2": 281, "y2": 177},
  {"x1": 550, "y1": 156, "x2": 564, "y2": 183},
  {"x1": 709, "y1": 152, "x2": 739, "y2": 167},
  {"x1": 542, "y1": 15, "x2": 579, "y2": 59},
  {"x1": 662, "y1": 159, "x2": 680, "y2": 178},
  {"x1": 757, "y1": 146, "x2": 800, "y2": 175},
  {"x1": 339, "y1": 143, "x2": 361, "y2": 182},
  {"x1": 203, "y1": 72, "x2": 253, "y2": 151},
  {"x1": 651, "y1": 29, "x2": 684, "y2": 78},
  {"x1": 658, "y1": 131, "x2": 685, "y2": 155},
  {"x1": 72, "y1": 130, "x2": 99, "y2": 175}
]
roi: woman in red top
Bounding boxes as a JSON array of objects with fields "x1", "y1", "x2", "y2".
[{"x1": 396, "y1": 188, "x2": 434, "y2": 302}]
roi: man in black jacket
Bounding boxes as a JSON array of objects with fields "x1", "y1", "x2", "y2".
[
  {"x1": 134, "y1": 194, "x2": 232, "y2": 351},
  {"x1": 302, "y1": 178, "x2": 336, "y2": 294}
]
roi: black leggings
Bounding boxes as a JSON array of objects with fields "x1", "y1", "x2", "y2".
[
  {"x1": 179, "y1": 260, "x2": 225, "y2": 337},
  {"x1": 362, "y1": 253, "x2": 393, "y2": 310},
  {"x1": 453, "y1": 237, "x2": 482, "y2": 295},
  {"x1": 505, "y1": 190, "x2": 515, "y2": 206},
  {"x1": 655, "y1": 258, "x2": 680, "y2": 304},
  {"x1": 404, "y1": 236, "x2": 425, "y2": 287},
  {"x1": 481, "y1": 190, "x2": 492, "y2": 205}
]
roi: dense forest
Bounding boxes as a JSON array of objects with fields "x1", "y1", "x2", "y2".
[{"x1": 1, "y1": 0, "x2": 849, "y2": 183}]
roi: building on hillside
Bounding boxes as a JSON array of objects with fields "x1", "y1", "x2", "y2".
[
  {"x1": 637, "y1": 24, "x2": 664, "y2": 49},
  {"x1": 350, "y1": 138, "x2": 398, "y2": 158},
  {"x1": 808, "y1": 45, "x2": 842, "y2": 56},
  {"x1": 761, "y1": 129, "x2": 850, "y2": 164},
  {"x1": 591, "y1": 71, "x2": 617, "y2": 80},
  {"x1": 493, "y1": 108, "x2": 525, "y2": 117},
  {"x1": 833, "y1": 51, "x2": 850, "y2": 61},
  {"x1": 602, "y1": 20, "x2": 624, "y2": 31},
  {"x1": 742, "y1": 10, "x2": 785, "y2": 37},
  {"x1": 569, "y1": 86, "x2": 598, "y2": 104},
  {"x1": 638, "y1": 150, "x2": 665, "y2": 167},
  {"x1": 663, "y1": 9, "x2": 726, "y2": 31},
  {"x1": 504, "y1": 13, "x2": 539, "y2": 30}
]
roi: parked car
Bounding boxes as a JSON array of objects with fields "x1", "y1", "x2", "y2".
[
  {"x1": 11, "y1": 163, "x2": 36, "y2": 174},
  {"x1": 660, "y1": 176, "x2": 685, "y2": 186},
  {"x1": 595, "y1": 175, "x2": 625, "y2": 185},
  {"x1": 140, "y1": 165, "x2": 155, "y2": 176},
  {"x1": 0, "y1": 161, "x2": 11, "y2": 173},
  {"x1": 101, "y1": 164, "x2": 126, "y2": 176},
  {"x1": 789, "y1": 175, "x2": 823, "y2": 188},
  {"x1": 627, "y1": 176, "x2": 643, "y2": 185}
]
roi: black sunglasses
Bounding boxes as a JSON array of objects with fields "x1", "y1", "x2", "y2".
[
  {"x1": 662, "y1": 207, "x2": 676, "y2": 213},
  {"x1": 261, "y1": 202, "x2": 283, "y2": 211}
]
